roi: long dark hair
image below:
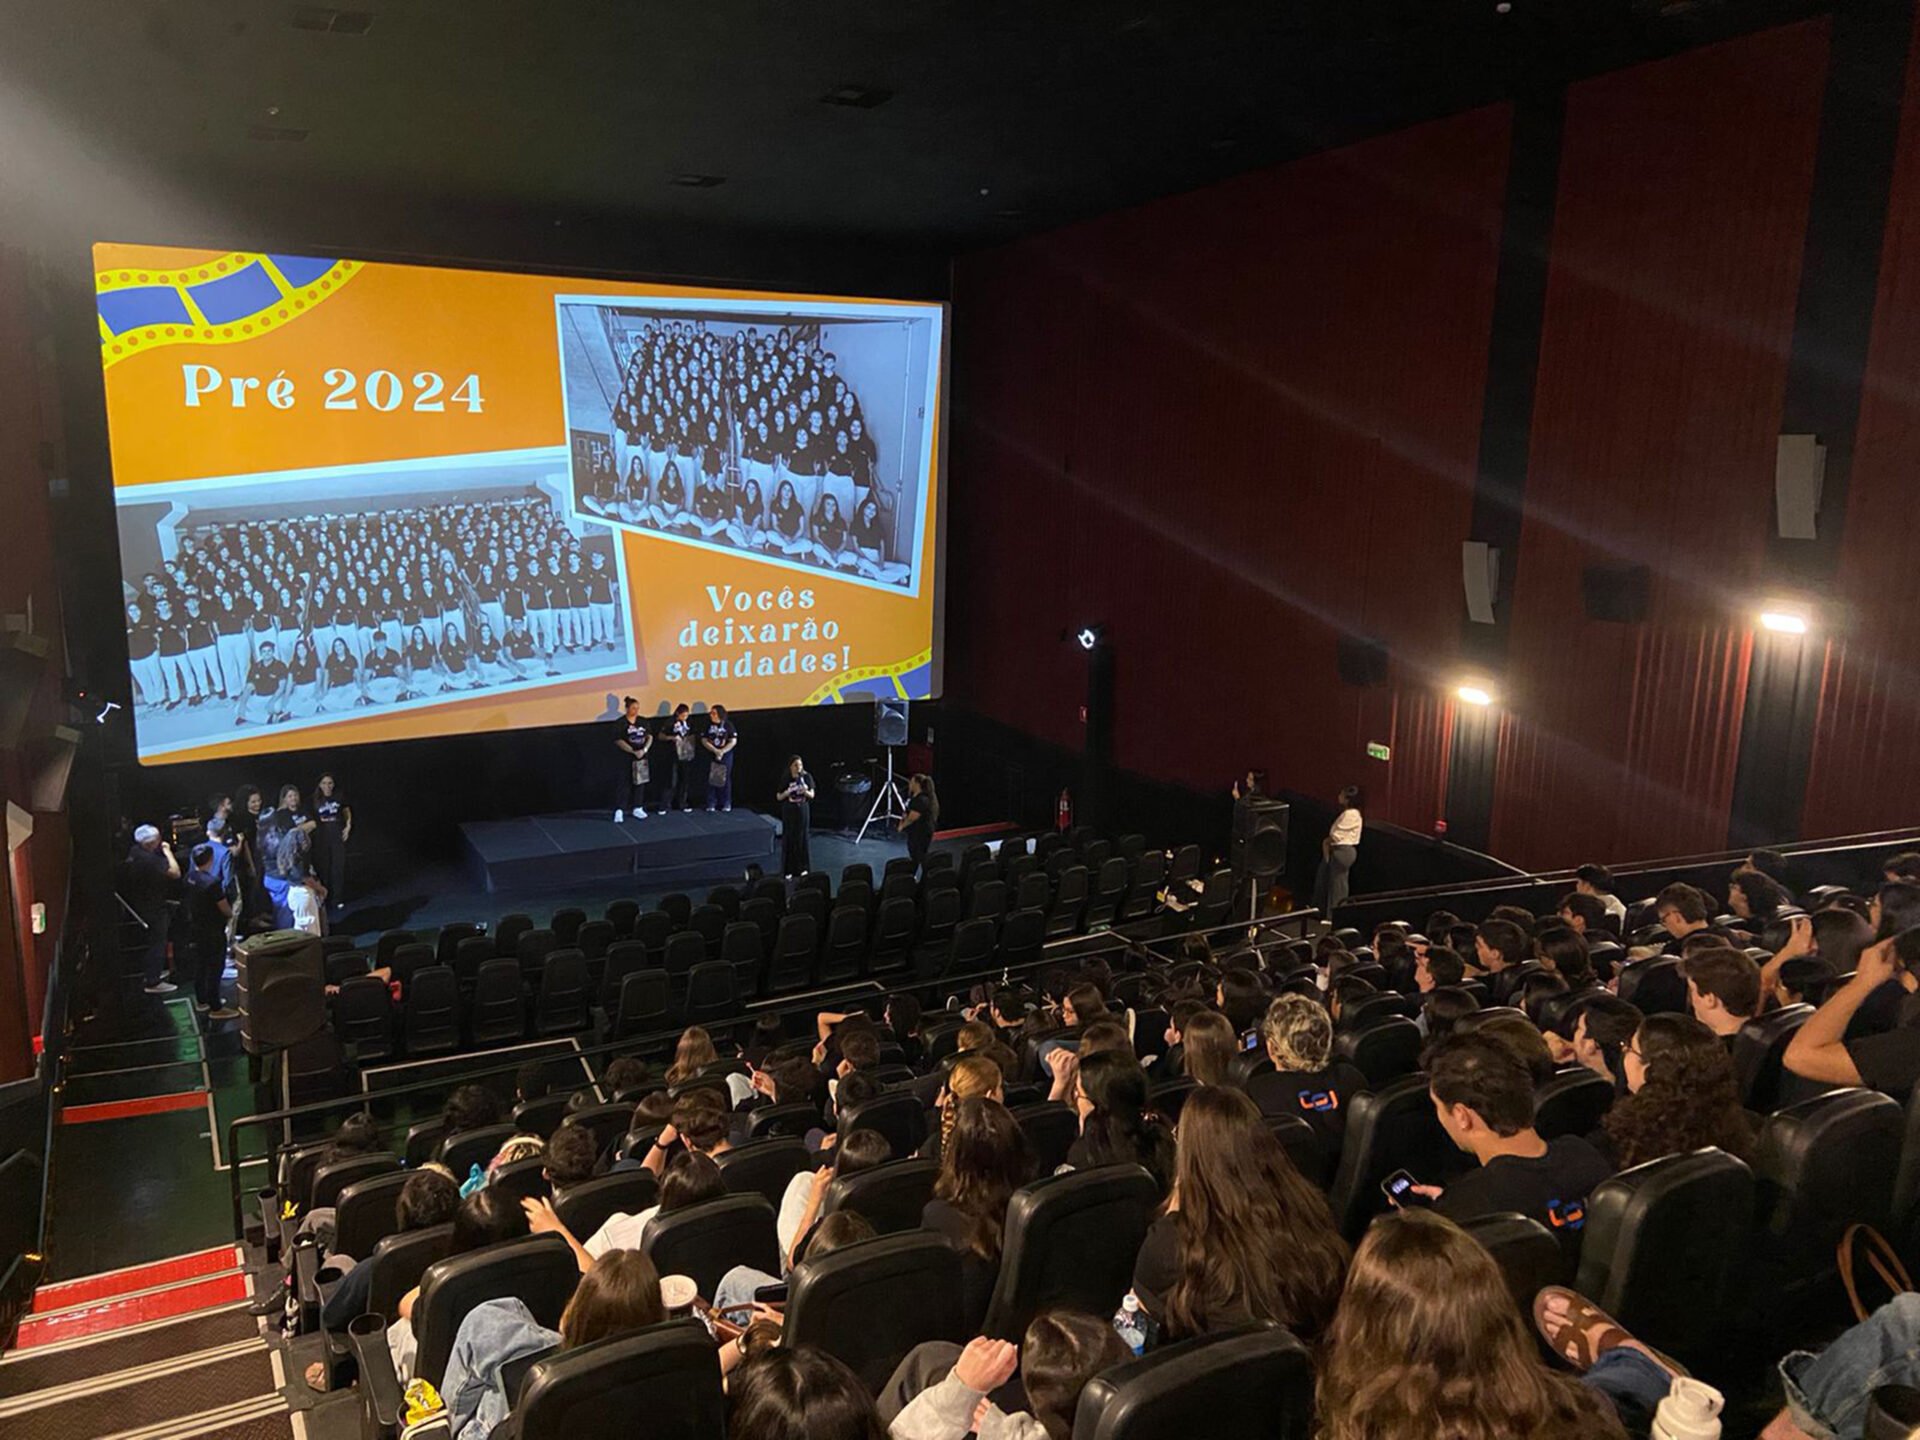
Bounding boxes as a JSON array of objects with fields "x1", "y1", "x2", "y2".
[
  {"x1": 932, "y1": 1097, "x2": 1032, "y2": 1260},
  {"x1": 1602, "y1": 1013, "x2": 1754, "y2": 1169},
  {"x1": 1165, "y1": 1087, "x2": 1349, "y2": 1341},
  {"x1": 1074, "y1": 1050, "x2": 1174, "y2": 1194},
  {"x1": 910, "y1": 773, "x2": 939, "y2": 824}
]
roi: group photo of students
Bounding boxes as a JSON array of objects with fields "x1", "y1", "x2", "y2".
[
  {"x1": 117, "y1": 485, "x2": 635, "y2": 754},
  {"x1": 560, "y1": 307, "x2": 930, "y2": 591}
]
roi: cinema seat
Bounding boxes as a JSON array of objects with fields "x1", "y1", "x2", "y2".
[
  {"x1": 405, "y1": 1234, "x2": 579, "y2": 1388},
  {"x1": 1070, "y1": 1324, "x2": 1313, "y2": 1440},
  {"x1": 1046, "y1": 867, "x2": 1090, "y2": 938},
  {"x1": 489, "y1": 1154, "x2": 552, "y2": 1206},
  {"x1": 311, "y1": 1152, "x2": 399, "y2": 1210},
  {"x1": 1753, "y1": 1088, "x2": 1902, "y2": 1301},
  {"x1": 1462, "y1": 1213, "x2": 1564, "y2": 1317},
  {"x1": 1333, "y1": 1014, "x2": 1422, "y2": 1089},
  {"x1": 745, "y1": 1101, "x2": 820, "y2": 1140},
  {"x1": 643, "y1": 1194, "x2": 780, "y2": 1298},
  {"x1": 820, "y1": 1157, "x2": 940, "y2": 1238},
  {"x1": 820, "y1": 905, "x2": 867, "y2": 984},
  {"x1": 1729, "y1": 1004, "x2": 1815, "y2": 1113},
  {"x1": 469, "y1": 958, "x2": 528, "y2": 1046},
  {"x1": 868, "y1": 897, "x2": 917, "y2": 976},
  {"x1": 768, "y1": 913, "x2": 817, "y2": 993},
  {"x1": 437, "y1": 1123, "x2": 518, "y2": 1182},
  {"x1": 333, "y1": 1169, "x2": 412, "y2": 1260},
  {"x1": 997, "y1": 907, "x2": 1045, "y2": 970},
  {"x1": 1328, "y1": 1074, "x2": 1470, "y2": 1241},
  {"x1": 713, "y1": 1136, "x2": 809, "y2": 1210},
  {"x1": 332, "y1": 975, "x2": 395, "y2": 1062},
  {"x1": 560, "y1": 1101, "x2": 635, "y2": 1159},
  {"x1": 515, "y1": 1318, "x2": 726, "y2": 1440},
  {"x1": 982, "y1": 1167, "x2": 1159, "y2": 1341},
  {"x1": 402, "y1": 965, "x2": 459, "y2": 1058},
  {"x1": 494, "y1": 913, "x2": 534, "y2": 959},
  {"x1": 681, "y1": 960, "x2": 737, "y2": 1027},
  {"x1": 1576, "y1": 1148, "x2": 1754, "y2": 1367},
  {"x1": 783, "y1": 1233, "x2": 966, "y2": 1394},
  {"x1": 555, "y1": 1171, "x2": 658, "y2": 1240},
  {"x1": 1533, "y1": 1067, "x2": 1616, "y2": 1141},
  {"x1": 609, "y1": 969, "x2": 671, "y2": 1041},
  {"x1": 837, "y1": 1091, "x2": 927, "y2": 1158},
  {"x1": 550, "y1": 906, "x2": 587, "y2": 947},
  {"x1": 534, "y1": 948, "x2": 591, "y2": 1034}
]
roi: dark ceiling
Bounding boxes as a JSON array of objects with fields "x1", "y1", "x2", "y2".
[{"x1": 0, "y1": 0, "x2": 1829, "y2": 280}]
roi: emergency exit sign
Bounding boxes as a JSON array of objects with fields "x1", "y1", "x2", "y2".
[{"x1": 1366, "y1": 742, "x2": 1392, "y2": 761}]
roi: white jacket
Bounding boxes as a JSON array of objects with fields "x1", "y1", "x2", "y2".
[{"x1": 889, "y1": 1373, "x2": 1050, "y2": 1440}]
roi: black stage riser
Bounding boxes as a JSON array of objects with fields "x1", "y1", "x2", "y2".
[{"x1": 461, "y1": 808, "x2": 778, "y2": 893}]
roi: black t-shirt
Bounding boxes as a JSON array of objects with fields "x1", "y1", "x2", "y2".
[
  {"x1": 904, "y1": 792, "x2": 933, "y2": 850},
  {"x1": 506, "y1": 631, "x2": 538, "y2": 659},
  {"x1": 315, "y1": 795, "x2": 346, "y2": 834},
  {"x1": 693, "y1": 484, "x2": 727, "y2": 520},
  {"x1": 617, "y1": 718, "x2": 650, "y2": 762},
  {"x1": 1246, "y1": 1062, "x2": 1368, "y2": 1154},
  {"x1": 324, "y1": 654, "x2": 357, "y2": 686},
  {"x1": 289, "y1": 655, "x2": 319, "y2": 685},
  {"x1": 772, "y1": 498, "x2": 803, "y2": 538},
  {"x1": 127, "y1": 624, "x2": 157, "y2": 660},
  {"x1": 125, "y1": 845, "x2": 172, "y2": 914},
  {"x1": 247, "y1": 658, "x2": 289, "y2": 696},
  {"x1": 364, "y1": 648, "x2": 403, "y2": 678},
  {"x1": 1434, "y1": 1135, "x2": 1614, "y2": 1266},
  {"x1": 184, "y1": 868, "x2": 227, "y2": 939},
  {"x1": 1846, "y1": 993, "x2": 1920, "y2": 1099},
  {"x1": 657, "y1": 470, "x2": 685, "y2": 509},
  {"x1": 921, "y1": 1198, "x2": 998, "y2": 1326}
]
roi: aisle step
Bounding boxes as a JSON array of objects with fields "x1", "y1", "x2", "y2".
[
  {"x1": 14, "y1": 1272, "x2": 250, "y2": 1350},
  {"x1": 30, "y1": 1247, "x2": 241, "y2": 1314}
]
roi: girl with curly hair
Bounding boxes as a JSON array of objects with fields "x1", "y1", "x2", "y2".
[{"x1": 1601, "y1": 1012, "x2": 1755, "y2": 1169}]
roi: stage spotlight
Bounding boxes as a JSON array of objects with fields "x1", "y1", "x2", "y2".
[
  {"x1": 1759, "y1": 600, "x2": 1812, "y2": 635},
  {"x1": 1456, "y1": 682, "x2": 1495, "y2": 708},
  {"x1": 1074, "y1": 624, "x2": 1106, "y2": 651}
]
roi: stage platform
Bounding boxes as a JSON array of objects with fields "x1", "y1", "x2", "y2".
[{"x1": 460, "y1": 808, "x2": 780, "y2": 893}]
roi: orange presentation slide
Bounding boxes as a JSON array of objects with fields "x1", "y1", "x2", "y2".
[{"x1": 94, "y1": 244, "x2": 946, "y2": 764}]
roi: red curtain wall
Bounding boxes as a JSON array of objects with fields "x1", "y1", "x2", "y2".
[
  {"x1": 947, "y1": 108, "x2": 1512, "y2": 833},
  {"x1": 1486, "y1": 22, "x2": 1830, "y2": 869},
  {"x1": 1801, "y1": 3, "x2": 1920, "y2": 837}
]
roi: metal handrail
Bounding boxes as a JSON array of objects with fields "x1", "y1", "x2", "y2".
[{"x1": 221, "y1": 904, "x2": 1319, "y2": 1235}]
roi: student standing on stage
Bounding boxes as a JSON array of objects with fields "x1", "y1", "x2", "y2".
[
  {"x1": 662, "y1": 704, "x2": 695, "y2": 812},
  {"x1": 779, "y1": 756, "x2": 815, "y2": 876},
  {"x1": 898, "y1": 773, "x2": 938, "y2": 876},
  {"x1": 312, "y1": 774, "x2": 351, "y2": 911},
  {"x1": 614, "y1": 696, "x2": 652, "y2": 823},
  {"x1": 702, "y1": 704, "x2": 738, "y2": 812}
]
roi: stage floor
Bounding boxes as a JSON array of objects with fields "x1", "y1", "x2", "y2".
[{"x1": 460, "y1": 807, "x2": 779, "y2": 892}]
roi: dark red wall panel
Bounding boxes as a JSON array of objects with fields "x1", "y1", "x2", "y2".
[
  {"x1": 949, "y1": 108, "x2": 1512, "y2": 832},
  {"x1": 1487, "y1": 23, "x2": 1829, "y2": 869}
]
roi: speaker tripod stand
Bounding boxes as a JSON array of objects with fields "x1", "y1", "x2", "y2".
[{"x1": 857, "y1": 745, "x2": 910, "y2": 844}]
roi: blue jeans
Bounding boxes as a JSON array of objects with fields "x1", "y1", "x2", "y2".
[
  {"x1": 1582, "y1": 1346, "x2": 1674, "y2": 1437},
  {"x1": 705, "y1": 755, "x2": 734, "y2": 811},
  {"x1": 262, "y1": 874, "x2": 295, "y2": 931},
  {"x1": 1781, "y1": 1293, "x2": 1920, "y2": 1440},
  {"x1": 716, "y1": 1264, "x2": 780, "y2": 1312}
]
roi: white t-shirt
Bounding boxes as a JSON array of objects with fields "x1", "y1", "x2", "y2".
[
  {"x1": 584, "y1": 1205, "x2": 659, "y2": 1259},
  {"x1": 1599, "y1": 892, "x2": 1628, "y2": 926},
  {"x1": 1329, "y1": 808, "x2": 1364, "y2": 848},
  {"x1": 776, "y1": 1170, "x2": 817, "y2": 1259}
]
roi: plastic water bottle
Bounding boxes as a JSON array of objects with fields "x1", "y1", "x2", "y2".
[
  {"x1": 1651, "y1": 1377, "x2": 1724, "y2": 1440},
  {"x1": 1112, "y1": 1293, "x2": 1146, "y2": 1356}
]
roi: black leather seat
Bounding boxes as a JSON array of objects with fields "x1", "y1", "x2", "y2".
[
  {"x1": 1575, "y1": 1148, "x2": 1754, "y2": 1368},
  {"x1": 364, "y1": 1222, "x2": 455, "y2": 1319},
  {"x1": 373, "y1": 929, "x2": 416, "y2": 970},
  {"x1": 1332, "y1": 1014, "x2": 1423, "y2": 1088},
  {"x1": 1267, "y1": 1114, "x2": 1331, "y2": 1190},
  {"x1": 1462, "y1": 1212, "x2": 1565, "y2": 1317},
  {"x1": 437, "y1": 1123, "x2": 519, "y2": 1182},
  {"x1": 682, "y1": 960, "x2": 738, "y2": 1027},
  {"x1": 688, "y1": 904, "x2": 727, "y2": 961},
  {"x1": 597, "y1": 940, "x2": 651, "y2": 1014},
  {"x1": 469, "y1": 958, "x2": 527, "y2": 1046},
  {"x1": 714, "y1": 1137, "x2": 810, "y2": 1210},
  {"x1": 1085, "y1": 857, "x2": 1130, "y2": 928},
  {"x1": 1327, "y1": 1073, "x2": 1471, "y2": 1240},
  {"x1": 515, "y1": 1318, "x2": 726, "y2": 1440},
  {"x1": 562, "y1": 1101, "x2": 635, "y2": 1159},
  {"x1": 768, "y1": 913, "x2": 818, "y2": 993},
  {"x1": 513, "y1": 1093, "x2": 574, "y2": 1139},
  {"x1": 720, "y1": 923, "x2": 762, "y2": 997},
  {"x1": 311, "y1": 1152, "x2": 400, "y2": 1210},
  {"x1": 1147, "y1": 1079, "x2": 1197, "y2": 1123},
  {"x1": 1013, "y1": 1102, "x2": 1080, "y2": 1175},
  {"x1": 453, "y1": 934, "x2": 496, "y2": 991},
  {"x1": 869, "y1": 897, "x2": 917, "y2": 975},
  {"x1": 1046, "y1": 866, "x2": 1090, "y2": 938},
  {"x1": 981, "y1": 1167, "x2": 1159, "y2": 1341},
  {"x1": 411, "y1": 1234, "x2": 580, "y2": 1388},
  {"x1": 387, "y1": 943, "x2": 433, "y2": 991},
  {"x1": 604, "y1": 898, "x2": 640, "y2": 937},
  {"x1": 1753, "y1": 1088, "x2": 1903, "y2": 1301},
  {"x1": 1071, "y1": 1324, "x2": 1312, "y2": 1440},
  {"x1": 517, "y1": 927, "x2": 561, "y2": 983},
  {"x1": 945, "y1": 917, "x2": 995, "y2": 980},
  {"x1": 1616, "y1": 957, "x2": 1687, "y2": 1014},
  {"x1": 643, "y1": 1194, "x2": 780, "y2": 1297},
  {"x1": 493, "y1": 913, "x2": 534, "y2": 959},
  {"x1": 821, "y1": 1157, "x2": 939, "y2": 1236},
  {"x1": 1730, "y1": 1004, "x2": 1815, "y2": 1113},
  {"x1": 403, "y1": 1120, "x2": 447, "y2": 1168},
  {"x1": 746, "y1": 1101, "x2": 820, "y2": 1140},
  {"x1": 550, "y1": 907, "x2": 587, "y2": 947},
  {"x1": 837, "y1": 1091, "x2": 927, "y2": 1158},
  {"x1": 634, "y1": 910, "x2": 674, "y2": 965},
  {"x1": 575, "y1": 918, "x2": 616, "y2": 961},
  {"x1": 333, "y1": 1169, "x2": 412, "y2": 1259},
  {"x1": 997, "y1": 907, "x2": 1045, "y2": 970},
  {"x1": 535, "y1": 948, "x2": 591, "y2": 1034},
  {"x1": 332, "y1": 975, "x2": 395, "y2": 1062},
  {"x1": 555, "y1": 1170, "x2": 659, "y2": 1240},
  {"x1": 783, "y1": 1233, "x2": 967, "y2": 1394},
  {"x1": 1533, "y1": 1067, "x2": 1616, "y2": 1141},
  {"x1": 402, "y1": 965, "x2": 459, "y2": 1058},
  {"x1": 819, "y1": 904, "x2": 867, "y2": 984},
  {"x1": 490, "y1": 1154, "x2": 553, "y2": 1206},
  {"x1": 609, "y1": 969, "x2": 671, "y2": 1040}
]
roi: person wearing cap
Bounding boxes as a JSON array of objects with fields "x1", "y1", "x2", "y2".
[
  {"x1": 184, "y1": 842, "x2": 236, "y2": 1016},
  {"x1": 125, "y1": 823, "x2": 180, "y2": 993}
]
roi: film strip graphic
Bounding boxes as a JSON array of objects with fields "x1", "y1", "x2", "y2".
[
  {"x1": 806, "y1": 648, "x2": 933, "y2": 705},
  {"x1": 96, "y1": 252, "x2": 360, "y2": 368}
]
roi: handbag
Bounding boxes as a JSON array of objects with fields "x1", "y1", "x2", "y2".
[
  {"x1": 1840, "y1": 1223, "x2": 1914, "y2": 1322},
  {"x1": 708, "y1": 760, "x2": 730, "y2": 788},
  {"x1": 632, "y1": 758, "x2": 650, "y2": 786},
  {"x1": 674, "y1": 735, "x2": 696, "y2": 763}
]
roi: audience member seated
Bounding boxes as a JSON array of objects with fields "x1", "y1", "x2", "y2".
[
  {"x1": 666, "y1": 1025, "x2": 719, "y2": 1085},
  {"x1": 1575, "y1": 863, "x2": 1629, "y2": 930},
  {"x1": 1045, "y1": 1020, "x2": 1131, "y2": 1104},
  {"x1": 1466, "y1": 1010, "x2": 1557, "y2": 1086},
  {"x1": 1597, "y1": 1013, "x2": 1754, "y2": 1169},
  {"x1": 1535, "y1": 925, "x2": 1597, "y2": 991},
  {"x1": 310, "y1": 1167, "x2": 460, "y2": 1389},
  {"x1": 882, "y1": 1312, "x2": 1130, "y2": 1440},
  {"x1": 1730, "y1": 869, "x2": 1792, "y2": 930},
  {"x1": 1415, "y1": 1034, "x2": 1614, "y2": 1266},
  {"x1": 1785, "y1": 929, "x2": 1920, "y2": 1098},
  {"x1": 1681, "y1": 946, "x2": 1762, "y2": 1051},
  {"x1": 781, "y1": 1128, "x2": 893, "y2": 1267},
  {"x1": 528, "y1": 1149, "x2": 727, "y2": 1271},
  {"x1": 1318, "y1": 1209, "x2": 1652, "y2": 1439},
  {"x1": 1557, "y1": 891, "x2": 1611, "y2": 942},
  {"x1": 639, "y1": 1091, "x2": 735, "y2": 1178},
  {"x1": 1415, "y1": 944, "x2": 1466, "y2": 994},
  {"x1": 924, "y1": 1097, "x2": 1034, "y2": 1323},
  {"x1": 1175, "y1": 1010, "x2": 1239, "y2": 1087},
  {"x1": 1062, "y1": 1050, "x2": 1175, "y2": 1194},
  {"x1": 444, "y1": 1083, "x2": 507, "y2": 1139},
  {"x1": 441, "y1": 1247, "x2": 664, "y2": 1440},
  {"x1": 1130, "y1": 1086, "x2": 1347, "y2": 1342},
  {"x1": 1652, "y1": 883, "x2": 1715, "y2": 954},
  {"x1": 391, "y1": 1186, "x2": 530, "y2": 1380},
  {"x1": 923, "y1": 1055, "x2": 1004, "y2": 1163},
  {"x1": 730, "y1": 1345, "x2": 890, "y2": 1440},
  {"x1": 1549, "y1": 994, "x2": 1641, "y2": 1088},
  {"x1": 1246, "y1": 994, "x2": 1368, "y2": 1154},
  {"x1": 1472, "y1": 918, "x2": 1529, "y2": 995},
  {"x1": 462, "y1": 1132, "x2": 547, "y2": 1198},
  {"x1": 538, "y1": 1125, "x2": 597, "y2": 1204},
  {"x1": 1759, "y1": 910, "x2": 1863, "y2": 1013},
  {"x1": 717, "y1": 1209, "x2": 879, "y2": 1317},
  {"x1": 1420, "y1": 986, "x2": 1480, "y2": 1043}
]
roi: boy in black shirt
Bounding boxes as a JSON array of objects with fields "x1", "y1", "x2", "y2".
[
  {"x1": 1413, "y1": 1032, "x2": 1614, "y2": 1270},
  {"x1": 234, "y1": 643, "x2": 290, "y2": 726}
]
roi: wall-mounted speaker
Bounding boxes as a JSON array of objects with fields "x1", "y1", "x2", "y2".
[
  {"x1": 0, "y1": 633, "x2": 49, "y2": 752},
  {"x1": 874, "y1": 697, "x2": 909, "y2": 748},
  {"x1": 1776, "y1": 434, "x2": 1825, "y2": 540},
  {"x1": 28, "y1": 725, "x2": 80, "y2": 813},
  {"x1": 1580, "y1": 565, "x2": 1650, "y2": 623},
  {"x1": 1462, "y1": 542, "x2": 1501, "y2": 625},
  {"x1": 1336, "y1": 638, "x2": 1390, "y2": 688}
]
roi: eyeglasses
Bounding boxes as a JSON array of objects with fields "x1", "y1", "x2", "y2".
[{"x1": 1623, "y1": 1039, "x2": 1644, "y2": 1061}]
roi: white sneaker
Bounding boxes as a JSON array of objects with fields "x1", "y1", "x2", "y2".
[
  {"x1": 634, "y1": 807, "x2": 649, "y2": 819},
  {"x1": 614, "y1": 809, "x2": 624, "y2": 823},
  {"x1": 144, "y1": 980, "x2": 179, "y2": 994}
]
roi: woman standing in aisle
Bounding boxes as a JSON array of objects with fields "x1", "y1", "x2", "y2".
[
  {"x1": 1314, "y1": 784, "x2": 1365, "y2": 917},
  {"x1": 898, "y1": 773, "x2": 938, "y2": 877}
]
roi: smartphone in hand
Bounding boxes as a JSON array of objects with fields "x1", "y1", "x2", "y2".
[{"x1": 1381, "y1": 1169, "x2": 1432, "y2": 1208}]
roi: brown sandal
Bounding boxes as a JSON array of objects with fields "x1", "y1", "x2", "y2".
[{"x1": 1532, "y1": 1286, "x2": 1689, "y2": 1377}]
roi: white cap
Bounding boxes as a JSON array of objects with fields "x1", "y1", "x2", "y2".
[{"x1": 133, "y1": 824, "x2": 161, "y2": 843}]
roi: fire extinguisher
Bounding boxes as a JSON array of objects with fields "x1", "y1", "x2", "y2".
[{"x1": 1056, "y1": 788, "x2": 1073, "y2": 833}]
